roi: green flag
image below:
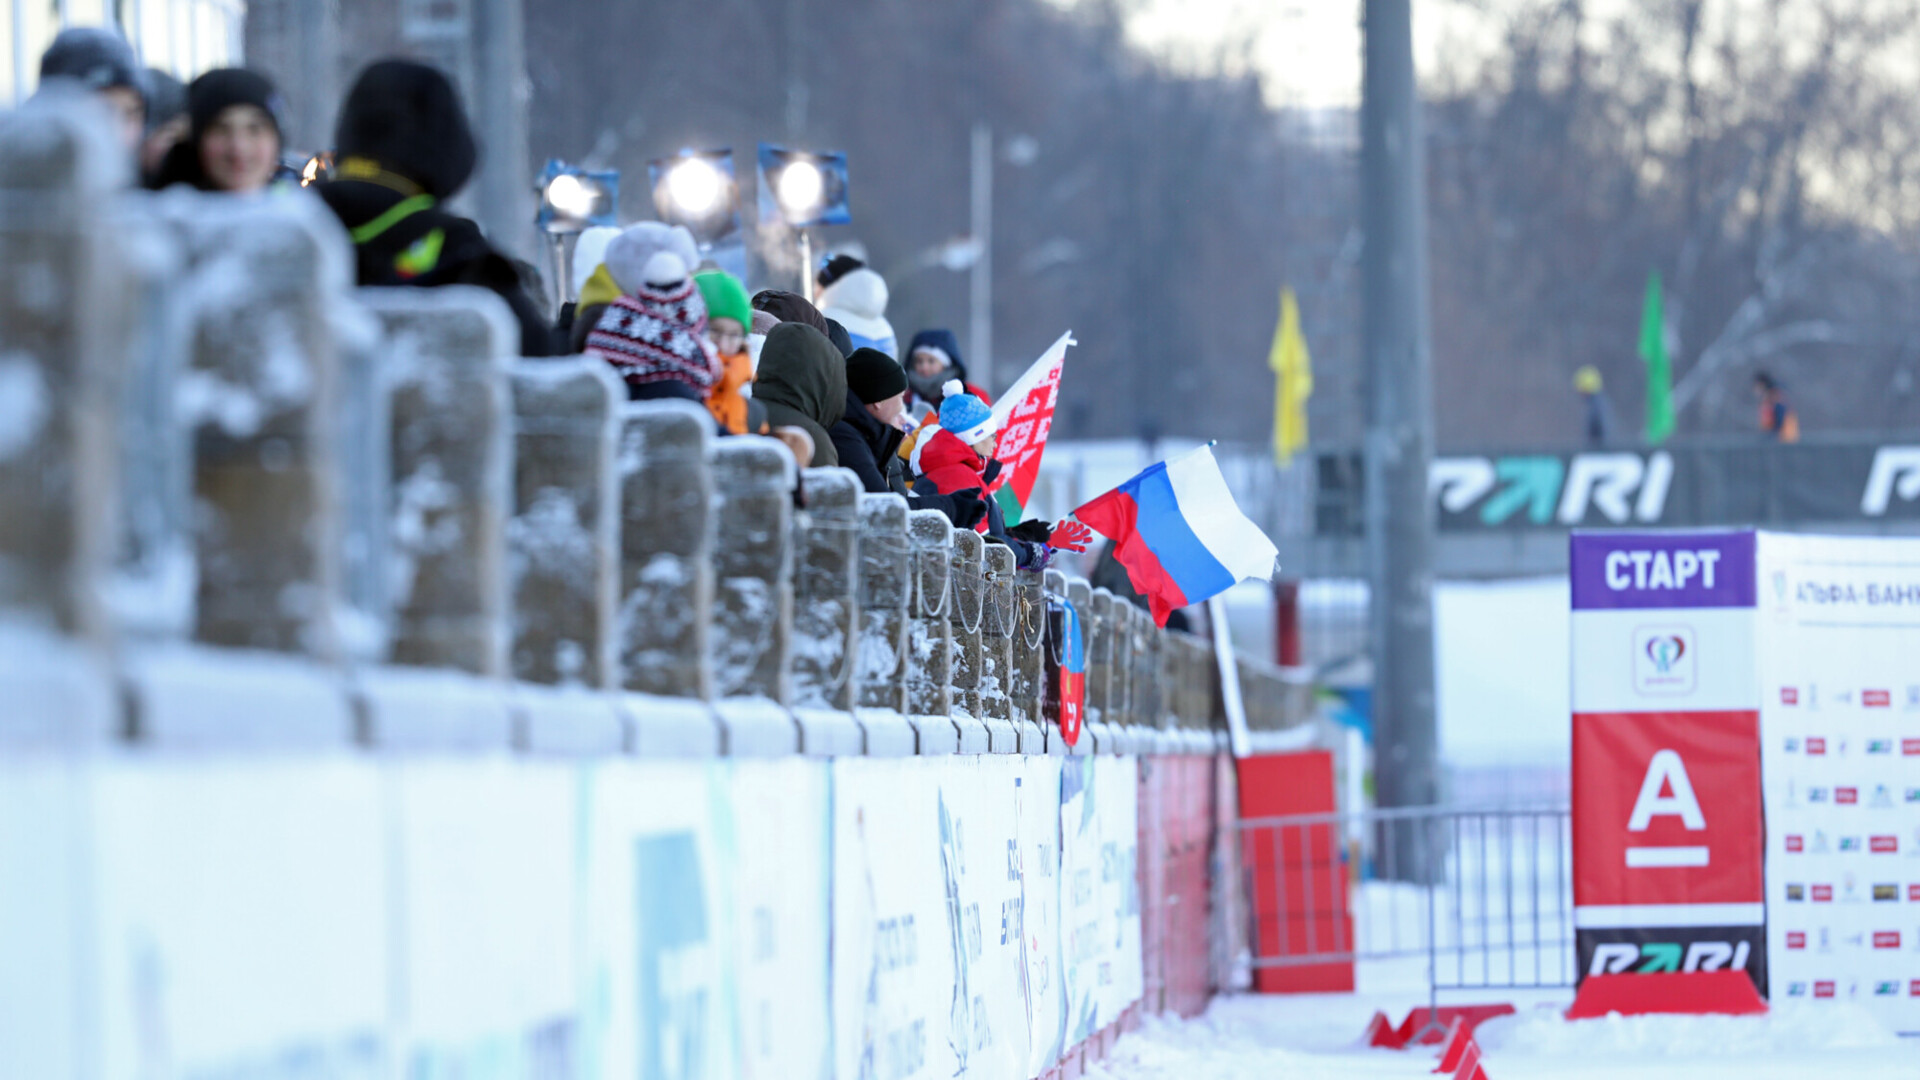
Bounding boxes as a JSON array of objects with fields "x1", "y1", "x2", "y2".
[{"x1": 1640, "y1": 270, "x2": 1675, "y2": 444}]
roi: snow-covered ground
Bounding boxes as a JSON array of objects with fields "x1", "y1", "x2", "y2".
[{"x1": 1091, "y1": 990, "x2": 1919, "y2": 1079}]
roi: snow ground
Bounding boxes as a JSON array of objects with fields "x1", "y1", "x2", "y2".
[{"x1": 1092, "y1": 967, "x2": 1919, "y2": 1080}]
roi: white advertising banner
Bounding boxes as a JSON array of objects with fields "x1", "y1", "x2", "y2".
[
  {"x1": 723, "y1": 758, "x2": 833, "y2": 1080},
  {"x1": 944, "y1": 755, "x2": 1033, "y2": 1079},
  {"x1": 391, "y1": 759, "x2": 580, "y2": 1074},
  {"x1": 1018, "y1": 755, "x2": 1067, "y2": 1077},
  {"x1": 89, "y1": 758, "x2": 392, "y2": 1078},
  {"x1": 1754, "y1": 533, "x2": 1920, "y2": 1035},
  {"x1": 832, "y1": 757, "x2": 958, "y2": 1080},
  {"x1": 1059, "y1": 754, "x2": 1134, "y2": 1049},
  {"x1": 579, "y1": 759, "x2": 736, "y2": 1080},
  {"x1": 1096, "y1": 755, "x2": 1144, "y2": 1020},
  {"x1": 0, "y1": 760, "x2": 88, "y2": 1080}
]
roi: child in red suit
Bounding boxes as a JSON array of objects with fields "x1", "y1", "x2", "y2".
[{"x1": 911, "y1": 381, "x2": 1092, "y2": 565}]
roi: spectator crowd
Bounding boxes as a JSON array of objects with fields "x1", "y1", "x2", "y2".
[{"x1": 28, "y1": 28, "x2": 1090, "y2": 571}]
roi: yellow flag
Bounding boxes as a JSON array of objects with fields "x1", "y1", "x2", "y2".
[{"x1": 1269, "y1": 286, "x2": 1313, "y2": 464}]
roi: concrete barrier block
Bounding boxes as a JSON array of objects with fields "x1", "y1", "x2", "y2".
[
  {"x1": 0, "y1": 616, "x2": 117, "y2": 748},
  {"x1": 616, "y1": 401, "x2": 713, "y2": 699},
  {"x1": 709, "y1": 437, "x2": 794, "y2": 705},
  {"x1": 514, "y1": 683, "x2": 626, "y2": 755},
  {"x1": 793, "y1": 467, "x2": 860, "y2": 714},
  {"x1": 854, "y1": 707, "x2": 918, "y2": 757},
  {"x1": 621, "y1": 692, "x2": 723, "y2": 757},
  {"x1": 121, "y1": 643, "x2": 353, "y2": 748},
  {"x1": 509, "y1": 358, "x2": 621, "y2": 688},
  {"x1": 363, "y1": 287, "x2": 515, "y2": 677},
  {"x1": 855, "y1": 494, "x2": 909, "y2": 714},
  {"x1": 169, "y1": 195, "x2": 357, "y2": 659},
  {"x1": 905, "y1": 509, "x2": 956, "y2": 750},
  {"x1": 351, "y1": 665, "x2": 514, "y2": 750},
  {"x1": 0, "y1": 97, "x2": 128, "y2": 641},
  {"x1": 714, "y1": 696, "x2": 800, "y2": 756},
  {"x1": 979, "y1": 545, "x2": 1019, "y2": 753}
]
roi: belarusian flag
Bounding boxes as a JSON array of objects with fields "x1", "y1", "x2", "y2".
[{"x1": 986, "y1": 331, "x2": 1075, "y2": 524}]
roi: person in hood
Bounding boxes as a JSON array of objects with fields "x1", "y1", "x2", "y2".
[
  {"x1": 751, "y1": 289, "x2": 831, "y2": 337},
  {"x1": 755, "y1": 323, "x2": 846, "y2": 468},
  {"x1": 815, "y1": 254, "x2": 898, "y2": 359},
  {"x1": 696, "y1": 269, "x2": 755, "y2": 434},
  {"x1": 904, "y1": 328, "x2": 988, "y2": 412},
  {"x1": 36, "y1": 28, "x2": 145, "y2": 154},
  {"x1": 581, "y1": 223, "x2": 720, "y2": 402},
  {"x1": 315, "y1": 59, "x2": 554, "y2": 356},
  {"x1": 151, "y1": 69, "x2": 285, "y2": 194}
]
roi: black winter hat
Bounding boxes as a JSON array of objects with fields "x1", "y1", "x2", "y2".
[
  {"x1": 186, "y1": 69, "x2": 283, "y2": 139},
  {"x1": 816, "y1": 253, "x2": 865, "y2": 290},
  {"x1": 334, "y1": 59, "x2": 478, "y2": 200},
  {"x1": 846, "y1": 348, "x2": 909, "y2": 404},
  {"x1": 824, "y1": 318, "x2": 854, "y2": 359},
  {"x1": 38, "y1": 28, "x2": 143, "y2": 105}
]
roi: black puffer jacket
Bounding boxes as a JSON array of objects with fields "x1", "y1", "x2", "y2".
[{"x1": 314, "y1": 60, "x2": 554, "y2": 356}]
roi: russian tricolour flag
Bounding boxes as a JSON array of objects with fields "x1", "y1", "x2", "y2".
[{"x1": 1074, "y1": 445, "x2": 1280, "y2": 625}]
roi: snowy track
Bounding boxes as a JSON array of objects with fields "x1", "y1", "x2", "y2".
[{"x1": 1089, "y1": 993, "x2": 1919, "y2": 1080}]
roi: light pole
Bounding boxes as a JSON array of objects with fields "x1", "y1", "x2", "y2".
[
  {"x1": 1361, "y1": 0, "x2": 1440, "y2": 829},
  {"x1": 970, "y1": 123, "x2": 994, "y2": 393}
]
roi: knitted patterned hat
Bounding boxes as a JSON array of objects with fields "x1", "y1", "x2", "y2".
[
  {"x1": 938, "y1": 380, "x2": 996, "y2": 445},
  {"x1": 584, "y1": 279, "x2": 719, "y2": 395}
]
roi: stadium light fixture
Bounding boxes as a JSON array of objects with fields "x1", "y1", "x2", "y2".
[{"x1": 648, "y1": 148, "x2": 740, "y2": 246}]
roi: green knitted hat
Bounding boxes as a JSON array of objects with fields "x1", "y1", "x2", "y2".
[{"x1": 694, "y1": 270, "x2": 753, "y2": 332}]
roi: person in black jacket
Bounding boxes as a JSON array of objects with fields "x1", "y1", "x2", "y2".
[
  {"x1": 827, "y1": 348, "x2": 990, "y2": 531},
  {"x1": 314, "y1": 59, "x2": 554, "y2": 356}
]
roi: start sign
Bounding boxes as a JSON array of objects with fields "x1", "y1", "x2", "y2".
[{"x1": 1570, "y1": 532, "x2": 1767, "y2": 995}]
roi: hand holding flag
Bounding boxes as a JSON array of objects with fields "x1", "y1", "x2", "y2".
[{"x1": 1071, "y1": 444, "x2": 1280, "y2": 625}]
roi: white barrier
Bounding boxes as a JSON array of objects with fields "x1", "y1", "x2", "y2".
[{"x1": 0, "y1": 752, "x2": 1142, "y2": 1080}]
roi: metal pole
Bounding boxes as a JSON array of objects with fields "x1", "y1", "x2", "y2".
[
  {"x1": 470, "y1": 0, "x2": 535, "y2": 261},
  {"x1": 970, "y1": 122, "x2": 994, "y2": 392},
  {"x1": 799, "y1": 230, "x2": 814, "y2": 304},
  {"x1": 1361, "y1": 0, "x2": 1439, "y2": 852}
]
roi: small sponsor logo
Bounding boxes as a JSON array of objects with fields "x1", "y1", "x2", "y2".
[
  {"x1": 1810, "y1": 786, "x2": 1831, "y2": 804},
  {"x1": 1788, "y1": 981, "x2": 1808, "y2": 997},
  {"x1": 1815, "y1": 980, "x2": 1837, "y2": 998},
  {"x1": 1876, "y1": 981, "x2": 1900, "y2": 997},
  {"x1": 1865, "y1": 689, "x2": 1892, "y2": 707},
  {"x1": 1786, "y1": 931, "x2": 1807, "y2": 949},
  {"x1": 1785, "y1": 736, "x2": 1802, "y2": 752},
  {"x1": 1870, "y1": 784, "x2": 1894, "y2": 808},
  {"x1": 1786, "y1": 883, "x2": 1806, "y2": 901},
  {"x1": 1906, "y1": 786, "x2": 1920, "y2": 803},
  {"x1": 1868, "y1": 739, "x2": 1893, "y2": 755},
  {"x1": 1874, "y1": 931, "x2": 1901, "y2": 949},
  {"x1": 1872, "y1": 836, "x2": 1899, "y2": 854},
  {"x1": 1813, "y1": 884, "x2": 1834, "y2": 902},
  {"x1": 1837, "y1": 786, "x2": 1859, "y2": 805},
  {"x1": 1912, "y1": 980, "x2": 1920, "y2": 997},
  {"x1": 1786, "y1": 835, "x2": 1805, "y2": 853},
  {"x1": 1782, "y1": 687, "x2": 1799, "y2": 705},
  {"x1": 1633, "y1": 627, "x2": 1697, "y2": 695},
  {"x1": 1910, "y1": 884, "x2": 1920, "y2": 901},
  {"x1": 1903, "y1": 737, "x2": 1920, "y2": 756},
  {"x1": 1873, "y1": 883, "x2": 1898, "y2": 901},
  {"x1": 1808, "y1": 737, "x2": 1828, "y2": 755},
  {"x1": 1840, "y1": 836, "x2": 1863, "y2": 852}
]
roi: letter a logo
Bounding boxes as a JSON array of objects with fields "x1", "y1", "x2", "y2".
[{"x1": 1628, "y1": 749, "x2": 1707, "y2": 832}]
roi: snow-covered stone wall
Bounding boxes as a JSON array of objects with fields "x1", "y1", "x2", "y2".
[{"x1": 0, "y1": 100, "x2": 1313, "y2": 1080}]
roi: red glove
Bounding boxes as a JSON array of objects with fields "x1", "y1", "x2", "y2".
[{"x1": 1048, "y1": 520, "x2": 1094, "y2": 553}]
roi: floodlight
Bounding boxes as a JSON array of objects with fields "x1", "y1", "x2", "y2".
[
  {"x1": 647, "y1": 149, "x2": 740, "y2": 244},
  {"x1": 536, "y1": 159, "x2": 620, "y2": 235},
  {"x1": 756, "y1": 143, "x2": 851, "y2": 228}
]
